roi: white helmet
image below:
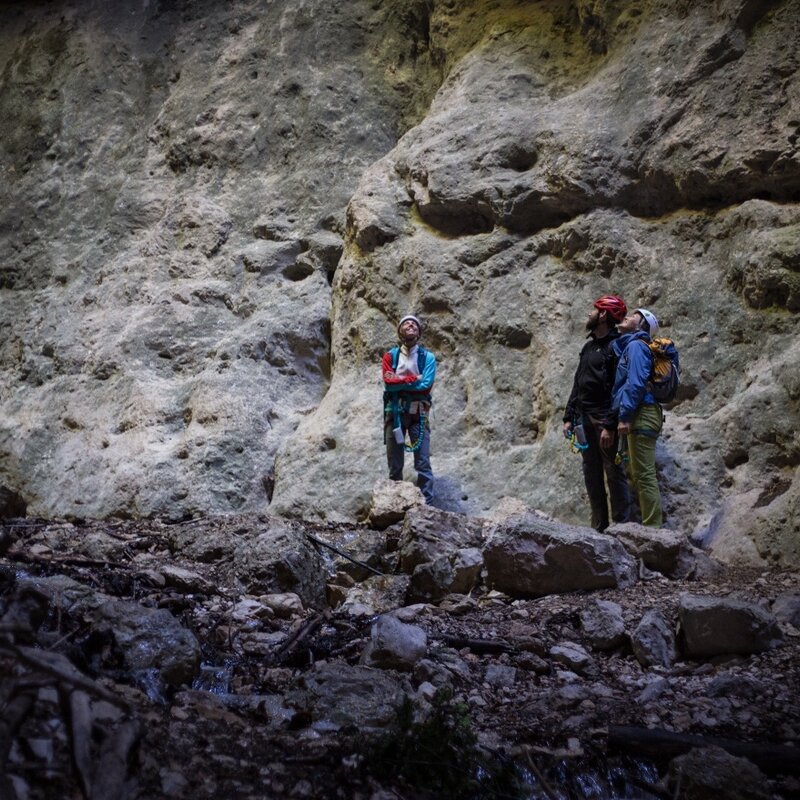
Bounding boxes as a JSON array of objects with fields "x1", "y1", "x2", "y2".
[
  {"x1": 397, "y1": 314, "x2": 421, "y2": 334},
  {"x1": 635, "y1": 308, "x2": 659, "y2": 339}
]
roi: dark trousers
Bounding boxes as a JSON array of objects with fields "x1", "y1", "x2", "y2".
[
  {"x1": 581, "y1": 417, "x2": 630, "y2": 532},
  {"x1": 387, "y1": 413, "x2": 433, "y2": 503}
]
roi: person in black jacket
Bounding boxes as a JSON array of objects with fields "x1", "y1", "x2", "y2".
[{"x1": 563, "y1": 296, "x2": 631, "y2": 531}]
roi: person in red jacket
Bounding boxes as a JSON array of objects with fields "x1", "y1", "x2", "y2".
[{"x1": 382, "y1": 315, "x2": 436, "y2": 502}]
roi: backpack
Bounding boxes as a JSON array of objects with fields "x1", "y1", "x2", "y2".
[{"x1": 647, "y1": 338, "x2": 681, "y2": 403}]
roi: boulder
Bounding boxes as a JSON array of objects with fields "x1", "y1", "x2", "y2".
[
  {"x1": 361, "y1": 614, "x2": 427, "y2": 671},
  {"x1": 260, "y1": 592, "x2": 304, "y2": 619},
  {"x1": 18, "y1": 574, "x2": 200, "y2": 687},
  {"x1": 580, "y1": 600, "x2": 627, "y2": 651},
  {"x1": 92, "y1": 600, "x2": 201, "y2": 687},
  {"x1": 607, "y1": 522, "x2": 687, "y2": 576},
  {"x1": 771, "y1": 593, "x2": 800, "y2": 629},
  {"x1": 398, "y1": 506, "x2": 485, "y2": 572},
  {"x1": 367, "y1": 479, "x2": 425, "y2": 529},
  {"x1": 632, "y1": 609, "x2": 677, "y2": 669},
  {"x1": 287, "y1": 663, "x2": 406, "y2": 732},
  {"x1": 338, "y1": 575, "x2": 411, "y2": 618},
  {"x1": 483, "y1": 514, "x2": 637, "y2": 597},
  {"x1": 665, "y1": 746, "x2": 771, "y2": 800},
  {"x1": 549, "y1": 642, "x2": 593, "y2": 675},
  {"x1": 161, "y1": 565, "x2": 214, "y2": 595},
  {"x1": 678, "y1": 594, "x2": 784, "y2": 658},
  {"x1": 232, "y1": 519, "x2": 326, "y2": 608},
  {"x1": 406, "y1": 547, "x2": 484, "y2": 604}
]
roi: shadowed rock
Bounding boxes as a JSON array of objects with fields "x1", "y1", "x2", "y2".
[{"x1": 678, "y1": 594, "x2": 784, "y2": 658}]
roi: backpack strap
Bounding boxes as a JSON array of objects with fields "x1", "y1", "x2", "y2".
[{"x1": 417, "y1": 345, "x2": 427, "y2": 374}]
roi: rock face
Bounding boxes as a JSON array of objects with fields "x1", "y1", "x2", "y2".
[{"x1": 1, "y1": 1, "x2": 799, "y2": 567}]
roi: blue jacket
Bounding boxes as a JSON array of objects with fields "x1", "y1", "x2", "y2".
[
  {"x1": 382, "y1": 346, "x2": 436, "y2": 396},
  {"x1": 611, "y1": 331, "x2": 656, "y2": 422}
]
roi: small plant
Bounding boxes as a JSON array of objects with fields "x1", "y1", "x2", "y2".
[{"x1": 365, "y1": 687, "x2": 522, "y2": 799}]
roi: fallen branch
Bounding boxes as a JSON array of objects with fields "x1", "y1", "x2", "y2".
[
  {"x1": 608, "y1": 725, "x2": 800, "y2": 776},
  {"x1": 5, "y1": 551, "x2": 129, "y2": 570},
  {"x1": 305, "y1": 533, "x2": 384, "y2": 577},
  {"x1": 439, "y1": 634, "x2": 514, "y2": 654},
  {"x1": 0, "y1": 644, "x2": 130, "y2": 711},
  {"x1": 270, "y1": 612, "x2": 326, "y2": 661}
]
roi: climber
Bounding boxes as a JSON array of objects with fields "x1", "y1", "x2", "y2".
[
  {"x1": 382, "y1": 314, "x2": 436, "y2": 503},
  {"x1": 563, "y1": 295, "x2": 631, "y2": 531},
  {"x1": 612, "y1": 308, "x2": 664, "y2": 527}
]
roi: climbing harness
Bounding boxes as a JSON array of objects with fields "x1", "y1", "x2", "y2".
[{"x1": 386, "y1": 395, "x2": 430, "y2": 453}]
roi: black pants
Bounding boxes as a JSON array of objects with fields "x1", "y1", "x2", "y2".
[{"x1": 581, "y1": 417, "x2": 630, "y2": 532}]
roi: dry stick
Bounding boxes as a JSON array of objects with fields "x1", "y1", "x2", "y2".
[
  {"x1": 305, "y1": 533, "x2": 384, "y2": 577},
  {"x1": 68, "y1": 689, "x2": 94, "y2": 800},
  {"x1": 608, "y1": 725, "x2": 800, "y2": 776},
  {"x1": 439, "y1": 634, "x2": 514, "y2": 654},
  {"x1": 6, "y1": 551, "x2": 129, "y2": 570},
  {"x1": 0, "y1": 690, "x2": 36, "y2": 767},
  {"x1": 90, "y1": 720, "x2": 141, "y2": 800},
  {"x1": 271, "y1": 612, "x2": 325, "y2": 660},
  {"x1": 0, "y1": 644, "x2": 130, "y2": 710}
]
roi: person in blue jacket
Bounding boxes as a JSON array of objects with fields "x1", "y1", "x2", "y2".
[
  {"x1": 382, "y1": 314, "x2": 436, "y2": 502},
  {"x1": 612, "y1": 308, "x2": 664, "y2": 527}
]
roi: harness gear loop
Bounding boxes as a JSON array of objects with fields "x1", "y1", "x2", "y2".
[{"x1": 566, "y1": 430, "x2": 589, "y2": 455}]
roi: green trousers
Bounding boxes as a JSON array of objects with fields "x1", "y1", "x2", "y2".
[{"x1": 627, "y1": 403, "x2": 663, "y2": 527}]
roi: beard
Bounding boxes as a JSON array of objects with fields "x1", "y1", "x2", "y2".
[{"x1": 585, "y1": 314, "x2": 599, "y2": 332}]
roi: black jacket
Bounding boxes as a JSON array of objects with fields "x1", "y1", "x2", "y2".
[{"x1": 563, "y1": 329, "x2": 621, "y2": 428}]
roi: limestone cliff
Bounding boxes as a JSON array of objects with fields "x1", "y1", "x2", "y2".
[{"x1": 1, "y1": 0, "x2": 798, "y2": 565}]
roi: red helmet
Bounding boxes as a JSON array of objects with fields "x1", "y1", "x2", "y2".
[{"x1": 593, "y1": 295, "x2": 627, "y2": 323}]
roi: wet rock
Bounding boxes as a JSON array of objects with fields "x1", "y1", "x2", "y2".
[
  {"x1": 679, "y1": 594, "x2": 784, "y2": 658},
  {"x1": 92, "y1": 600, "x2": 201, "y2": 686},
  {"x1": 632, "y1": 609, "x2": 677, "y2": 669},
  {"x1": 361, "y1": 614, "x2": 427, "y2": 671},
  {"x1": 580, "y1": 599, "x2": 627, "y2": 651},
  {"x1": 18, "y1": 573, "x2": 200, "y2": 686},
  {"x1": 664, "y1": 746, "x2": 771, "y2": 800},
  {"x1": 287, "y1": 663, "x2": 406, "y2": 732},
  {"x1": 367, "y1": 479, "x2": 425, "y2": 530},
  {"x1": 483, "y1": 514, "x2": 637, "y2": 597}
]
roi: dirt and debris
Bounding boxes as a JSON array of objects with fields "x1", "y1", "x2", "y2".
[{"x1": 1, "y1": 514, "x2": 799, "y2": 799}]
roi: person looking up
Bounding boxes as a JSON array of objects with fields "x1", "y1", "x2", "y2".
[
  {"x1": 563, "y1": 295, "x2": 631, "y2": 531},
  {"x1": 382, "y1": 314, "x2": 436, "y2": 503},
  {"x1": 612, "y1": 308, "x2": 664, "y2": 527}
]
